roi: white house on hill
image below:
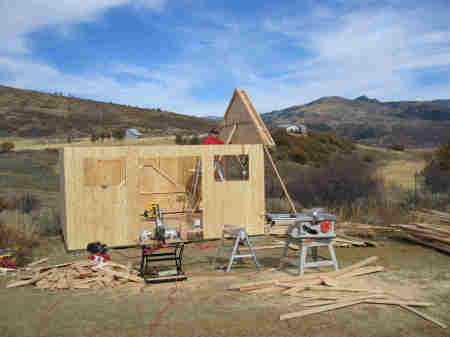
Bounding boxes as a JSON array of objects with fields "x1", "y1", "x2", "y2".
[{"x1": 280, "y1": 124, "x2": 308, "y2": 135}]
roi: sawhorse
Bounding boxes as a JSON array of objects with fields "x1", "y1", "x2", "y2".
[{"x1": 213, "y1": 225, "x2": 260, "y2": 272}]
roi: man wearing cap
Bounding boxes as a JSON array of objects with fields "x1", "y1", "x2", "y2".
[
  {"x1": 202, "y1": 129, "x2": 225, "y2": 181},
  {"x1": 202, "y1": 129, "x2": 225, "y2": 145}
]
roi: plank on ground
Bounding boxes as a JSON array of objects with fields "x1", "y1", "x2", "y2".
[
  {"x1": 280, "y1": 299, "x2": 365, "y2": 321},
  {"x1": 399, "y1": 305, "x2": 447, "y2": 329},
  {"x1": 229, "y1": 256, "x2": 379, "y2": 291}
]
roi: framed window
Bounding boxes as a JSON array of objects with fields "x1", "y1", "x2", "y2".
[{"x1": 214, "y1": 155, "x2": 249, "y2": 181}]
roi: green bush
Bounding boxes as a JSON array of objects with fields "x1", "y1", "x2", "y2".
[{"x1": 271, "y1": 128, "x2": 355, "y2": 165}]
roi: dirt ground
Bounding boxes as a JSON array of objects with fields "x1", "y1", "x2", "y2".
[{"x1": 0, "y1": 236, "x2": 449, "y2": 337}]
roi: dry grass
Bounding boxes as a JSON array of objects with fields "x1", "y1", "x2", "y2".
[
  {"x1": 378, "y1": 159, "x2": 426, "y2": 190},
  {"x1": 356, "y1": 144, "x2": 428, "y2": 191}
]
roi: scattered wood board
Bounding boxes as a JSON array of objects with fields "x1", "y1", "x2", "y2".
[
  {"x1": 399, "y1": 305, "x2": 447, "y2": 329},
  {"x1": 5, "y1": 260, "x2": 144, "y2": 290}
]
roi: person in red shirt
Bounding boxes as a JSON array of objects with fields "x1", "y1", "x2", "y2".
[
  {"x1": 202, "y1": 129, "x2": 225, "y2": 181},
  {"x1": 202, "y1": 129, "x2": 225, "y2": 145}
]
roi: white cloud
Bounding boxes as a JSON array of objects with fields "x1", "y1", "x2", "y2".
[
  {"x1": 247, "y1": 6, "x2": 450, "y2": 111},
  {"x1": 0, "y1": 0, "x2": 166, "y2": 54}
]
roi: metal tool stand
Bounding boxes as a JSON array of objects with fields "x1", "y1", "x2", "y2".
[
  {"x1": 140, "y1": 242, "x2": 187, "y2": 283},
  {"x1": 281, "y1": 236, "x2": 338, "y2": 275},
  {"x1": 213, "y1": 225, "x2": 260, "y2": 272}
]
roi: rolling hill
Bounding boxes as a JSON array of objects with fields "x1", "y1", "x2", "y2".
[
  {"x1": 263, "y1": 95, "x2": 450, "y2": 147},
  {"x1": 0, "y1": 85, "x2": 217, "y2": 139}
]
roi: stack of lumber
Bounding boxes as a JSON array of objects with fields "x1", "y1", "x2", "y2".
[
  {"x1": 413, "y1": 209, "x2": 450, "y2": 225},
  {"x1": 336, "y1": 222, "x2": 400, "y2": 237},
  {"x1": 6, "y1": 260, "x2": 144, "y2": 290},
  {"x1": 228, "y1": 256, "x2": 446, "y2": 328},
  {"x1": 394, "y1": 223, "x2": 450, "y2": 254}
]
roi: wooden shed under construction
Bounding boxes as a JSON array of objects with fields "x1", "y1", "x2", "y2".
[
  {"x1": 59, "y1": 144, "x2": 265, "y2": 250},
  {"x1": 59, "y1": 88, "x2": 297, "y2": 250}
]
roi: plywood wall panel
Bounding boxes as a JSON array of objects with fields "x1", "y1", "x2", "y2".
[{"x1": 60, "y1": 145, "x2": 264, "y2": 250}]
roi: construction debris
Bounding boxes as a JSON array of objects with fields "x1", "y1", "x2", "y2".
[
  {"x1": 229, "y1": 255, "x2": 444, "y2": 329},
  {"x1": 6, "y1": 260, "x2": 144, "y2": 290}
]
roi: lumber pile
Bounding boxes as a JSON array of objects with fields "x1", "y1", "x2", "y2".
[
  {"x1": 389, "y1": 208, "x2": 450, "y2": 254},
  {"x1": 228, "y1": 256, "x2": 446, "y2": 329},
  {"x1": 6, "y1": 260, "x2": 144, "y2": 290},
  {"x1": 336, "y1": 222, "x2": 400, "y2": 237},
  {"x1": 394, "y1": 223, "x2": 450, "y2": 254},
  {"x1": 413, "y1": 209, "x2": 450, "y2": 225}
]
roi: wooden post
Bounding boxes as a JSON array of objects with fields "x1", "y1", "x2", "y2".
[{"x1": 263, "y1": 146, "x2": 297, "y2": 215}]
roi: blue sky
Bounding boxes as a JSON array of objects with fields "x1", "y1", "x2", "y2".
[{"x1": 1, "y1": 0, "x2": 449, "y2": 116}]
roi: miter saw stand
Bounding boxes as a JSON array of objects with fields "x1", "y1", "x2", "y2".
[{"x1": 139, "y1": 203, "x2": 187, "y2": 283}]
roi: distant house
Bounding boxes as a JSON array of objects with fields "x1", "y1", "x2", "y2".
[
  {"x1": 125, "y1": 128, "x2": 143, "y2": 139},
  {"x1": 281, "y1": 124, "x2": 308, "y2": 135}
]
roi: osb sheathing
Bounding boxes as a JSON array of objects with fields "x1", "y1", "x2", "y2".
[
  {"x1": 59, "y1": 145, "x2": 265, "y2": 250},
  {"x1": 219, "y1": 88, "x2": 275, "y2": 146}
]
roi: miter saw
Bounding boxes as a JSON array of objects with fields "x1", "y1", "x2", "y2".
[{"x1": 140, "y1": 202, "x2": 180, "y2": 245}]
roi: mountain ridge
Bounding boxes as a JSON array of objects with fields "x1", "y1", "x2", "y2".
[
  {"x1": 0, "y1": 85, "x2": 217, "y2": 139},
  {"x1": 263, "y1": 95, "x2": 450, "y2": 147}
]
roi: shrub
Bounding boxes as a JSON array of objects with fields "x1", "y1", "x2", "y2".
[
  {"x1": 289, "y1": 154, "x2": 382, "y2": 208},
  {"x1": 389, "y1": 144, "x2": 405, "y2": 151},
  {"x1": 112, "y1": 128, "x2": 126, "y2": 141},
  {"x1": 422, "y1": 138, "x2": 450, "y2": 193},
  {"x1": 362, "y1": 154, "x2": 375, "y2": 163},
  {"x1": 0, "y1": 197, "x2": 18, "y2": 212},
  {"x1": 175, "y1": 134, "x2": 184, "y2": 145},
  {"x1": 436, "y1": 138, "x2": 450, "y2": 170},
  {"x1": 16, "y1": 193, "x2": 40, "y2": 214},
  {"x1": 189, "y1": 135, "x2": 200, "y2": 145},
  {"x1": 271, "y1": 128, "x2": 355, "y2": 165},
  {"x1": 0, "y1": 142, "x2": 14, "y2": 153},
  {"x1": 423, "y1": 161, "x2": 450, "y2": 194},
  {"x1": 37, "y1": 208, "x2": 61, "y2": 236}
]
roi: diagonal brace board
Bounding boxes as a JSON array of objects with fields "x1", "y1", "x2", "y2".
[{"x1": 142, "y1": 164, "x2": 187, "y2": 193}]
